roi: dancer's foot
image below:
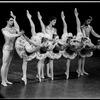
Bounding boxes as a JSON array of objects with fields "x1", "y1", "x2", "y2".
[
  {"x1": 6, "y1": 80, "x2": 13, "y2": 85},
  {"x1": 76, "y1": 70, "x2": 81, "y2": 77},
  {"x1": 22, "y1": 77, "x2": 27, "y2": 85},
  {"x1": 1, "y1": 81, "x2": 8, "y2": 87},
  {"x1": 39, "y1": 77, "x2": 41, "y2": 82},
  {"x1": 82, "y1": 70, "x2": 89, "y2": 75},
  {"x1": 41, "y1": 75, "x2": 45, "y2": 79},
  {"x1": 51, "y1": 74, "x2": 54, "y2": 80},
  {"x1": 65, "y1": 72, "x2": 69, "y2": 79}
]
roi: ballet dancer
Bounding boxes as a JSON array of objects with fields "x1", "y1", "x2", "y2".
[
  {"x1": 1, "y1": 11, "x2": 24, "y2": 86},
  {"x1": 61, "y1": 11, "x2": 79, "y2": 79},
  {"x1": 37, "y1": 11, "x2": 59, "y2": 81},
  {"x1": 74, "y1": 8, "x2": 100, "y2": 77}
]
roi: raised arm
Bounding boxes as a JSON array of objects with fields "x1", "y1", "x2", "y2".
[
  {"x1": 91, "y1": 27, "x2": 100, "y2": 38},
  {"x1": 26, "y1": 10, "x2": 36, "y2": 36},
  {"x1": 61, "y1": 11, "x2": 68, "y2": 34},
  {"x1": 37, "y1": 11, "x2": 46, "y2": 34},
  {"x1": 10, "y1": 11, "x2": 20, "y2": 32},
  {"x1": 74, "y1": 8, "x2": 81, "y2": 33}
]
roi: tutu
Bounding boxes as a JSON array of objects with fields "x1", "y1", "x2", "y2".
[
  {"x1": 63, "y1": 45, "x2": 77, "y2": 59},
  {"x1": 48, "y1": 43, "x2": 62, "y2": 59},
  {"x1": 79, "y1": 44, "x2": 96, "y2": 57},
  {"x1": 35, "y1": 40, "x2": 50, "y2": 60},
  {"x1": 79, "y1": 37, "x2": 96, "y2": 57},
  {"x1": 62, "y1": 36, "x2": 83, "y2": 59},
  {"x1": 15, "y1": 35, "x2": 37, "y2": 61}
]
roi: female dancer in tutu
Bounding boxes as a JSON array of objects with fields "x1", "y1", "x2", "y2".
[
  {"x1": 61, "y1": 11, "x2": 80, "y2": 79},
  {"x1": 75, "y1": 8, "x2": 100, "y2": 77},
  {"x1": 1, "y1": 11, "x2": 24, "y2": 86},
  {"x1": 15, "y1": 10, "x2": 44, "y2": 84},
  {"x1": 37, "y1": 11, "x2": 59, "y2": 81}
]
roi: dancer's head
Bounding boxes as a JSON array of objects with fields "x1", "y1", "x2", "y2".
[
  {"x1": 49, "y1": 16, "x2": 57, "y2": 26},
  {"x1": 84, "y1": 16, "x2": 93, "y2": 26},
  {"x1": 7, "y1": 18, "x2": 14, "y2": 27}
]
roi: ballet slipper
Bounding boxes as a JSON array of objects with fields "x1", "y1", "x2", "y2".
[
  {"x1": 76, "y1": 70, "x2": 81, "y2": 77},
  {"x1": 22, "y1": 77, "x2": 27, "y2": 85},
  {"x1": 1, "y1": 81, "x2": 8, "y2": 87},
  {"x1": 65, "y1": 72, "x2": 69, "y2": 79},
  {"x1": 82, "y1": 70, "x2": 89, "y2": 75},
  {"x1": 6, "y1": 80, "x2": 13, "y2": 85},
  {"x1": 39, "y1": 77, "x2": 41, "y2": 82},
  {"x1": 51, "y1": 74, "x2": 54, "y2": 80},
  {"x1": 41, "y1": 75, "x2": 45, "y2": 79},
  {"x1": 51, "y1": 77, "x2": 54, "y2": 80}
]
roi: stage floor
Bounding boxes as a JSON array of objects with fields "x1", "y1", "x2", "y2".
[{"x1": 0, "y1": 52, "x2": 100, "y2": 99}]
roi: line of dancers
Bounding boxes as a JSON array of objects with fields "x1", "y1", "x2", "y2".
[{"x1": 1, "y1": 8, "x2": 100, "y2": 86}]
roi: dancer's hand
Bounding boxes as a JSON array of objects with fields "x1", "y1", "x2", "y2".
[
  {"x1": 10, "y1": 11, "x2": 16, "y2": 19},
  {"x1": 61, "y1": 11, "x2": 65, "y2": 20},
  {"x1": 19, "y1": 30, "x2": 24, "y2": 36},
  {"x1": 74, "y1": 8, "x2": 79, "y2": 16},
  {"x1": 37, "y1": 11, "x2": 42, "y2": 20},
  {"x1": 26, "y1": 10, "x2": 32, "y2": 19}
]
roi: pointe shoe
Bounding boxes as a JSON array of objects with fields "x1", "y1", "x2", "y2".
[
  {"x1": 83, "y1": 71, "x2": 89, "y2": 75},
  {"x1": 39, "y1": 78, "x2": 41, "y2": 82},
  {"x1": 41, "y1": 75, "x2": 45, "y2": 79},
  {"x1": 6, "y1": 80, "x2": 13, "y2": 85},
  {"x1": 22, "y1": 77, "x2": 27, "y2": 85},
  {"x1": 51, "y1": 75, "x2": 54, "y2": 80},
  {"x1": 65, "y1": 72, "x2": 69, "y2": 79},
  {"x1": 76, "y1": 70, "x2": 81, "y2": 77},
  {"x1": 1, "y1": 82, "x2": 8, "y2": 87},
  {"x1": 76, "y1": 70, "x2": 83, "y2": 77}
]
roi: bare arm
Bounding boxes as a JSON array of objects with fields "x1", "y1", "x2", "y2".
[
  {"x1": 91, "y1": 27, "x2": 100, "y2": 38},
  {"x1": 2, "y1": 30, "x2": 19, "y2": 37},
  {"x1": 10, "y1": 11, "x2": 20, "y2": 32},
  {"x1": 2, "y1": 28, "x2": 24, "y2": 37},
  {"x1": 26, "y1": 10, "x2": 36, "y2": 36},
  {"x1": 61, "y1": 11, "x2": 68, "y2": 34},
  {"x1": 74, "y1": 8, "x2": 81, "y2": 33},
  {"x1": 37, "y1": 11, "x2": 46, "y2": 34}
]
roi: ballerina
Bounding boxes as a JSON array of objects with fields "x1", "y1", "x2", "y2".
[
  {"x1": 61, "y1": 11, "x2": 80, "y2": 79},
  {"x1": 15, "y1": 10, "x2": 43, "y2": 84},
  {"x1": 37, "y1": 11, "x2": 59, "y2": 81},
  {"x1": 74, "y1": 8, "x2": 100, "y2": 77},
  {"x1": 0, "y1": 11, "x2": 24, "y2": 86}
]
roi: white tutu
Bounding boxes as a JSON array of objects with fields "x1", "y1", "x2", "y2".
[{"x1": 15, "y1": 35, "x2": 36, "y2": 61}]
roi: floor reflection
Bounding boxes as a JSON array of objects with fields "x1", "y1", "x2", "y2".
[
  {"x1": 1, "y1": 56, "x2": 100, "y2": 99},
  {"x1": 1, "y1": 76, "x2": 100, "y2": 99}
]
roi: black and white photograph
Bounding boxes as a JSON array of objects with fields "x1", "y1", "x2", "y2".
[{"x1": 0, "y1": 1, "x2": 100, "y2": 99}]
